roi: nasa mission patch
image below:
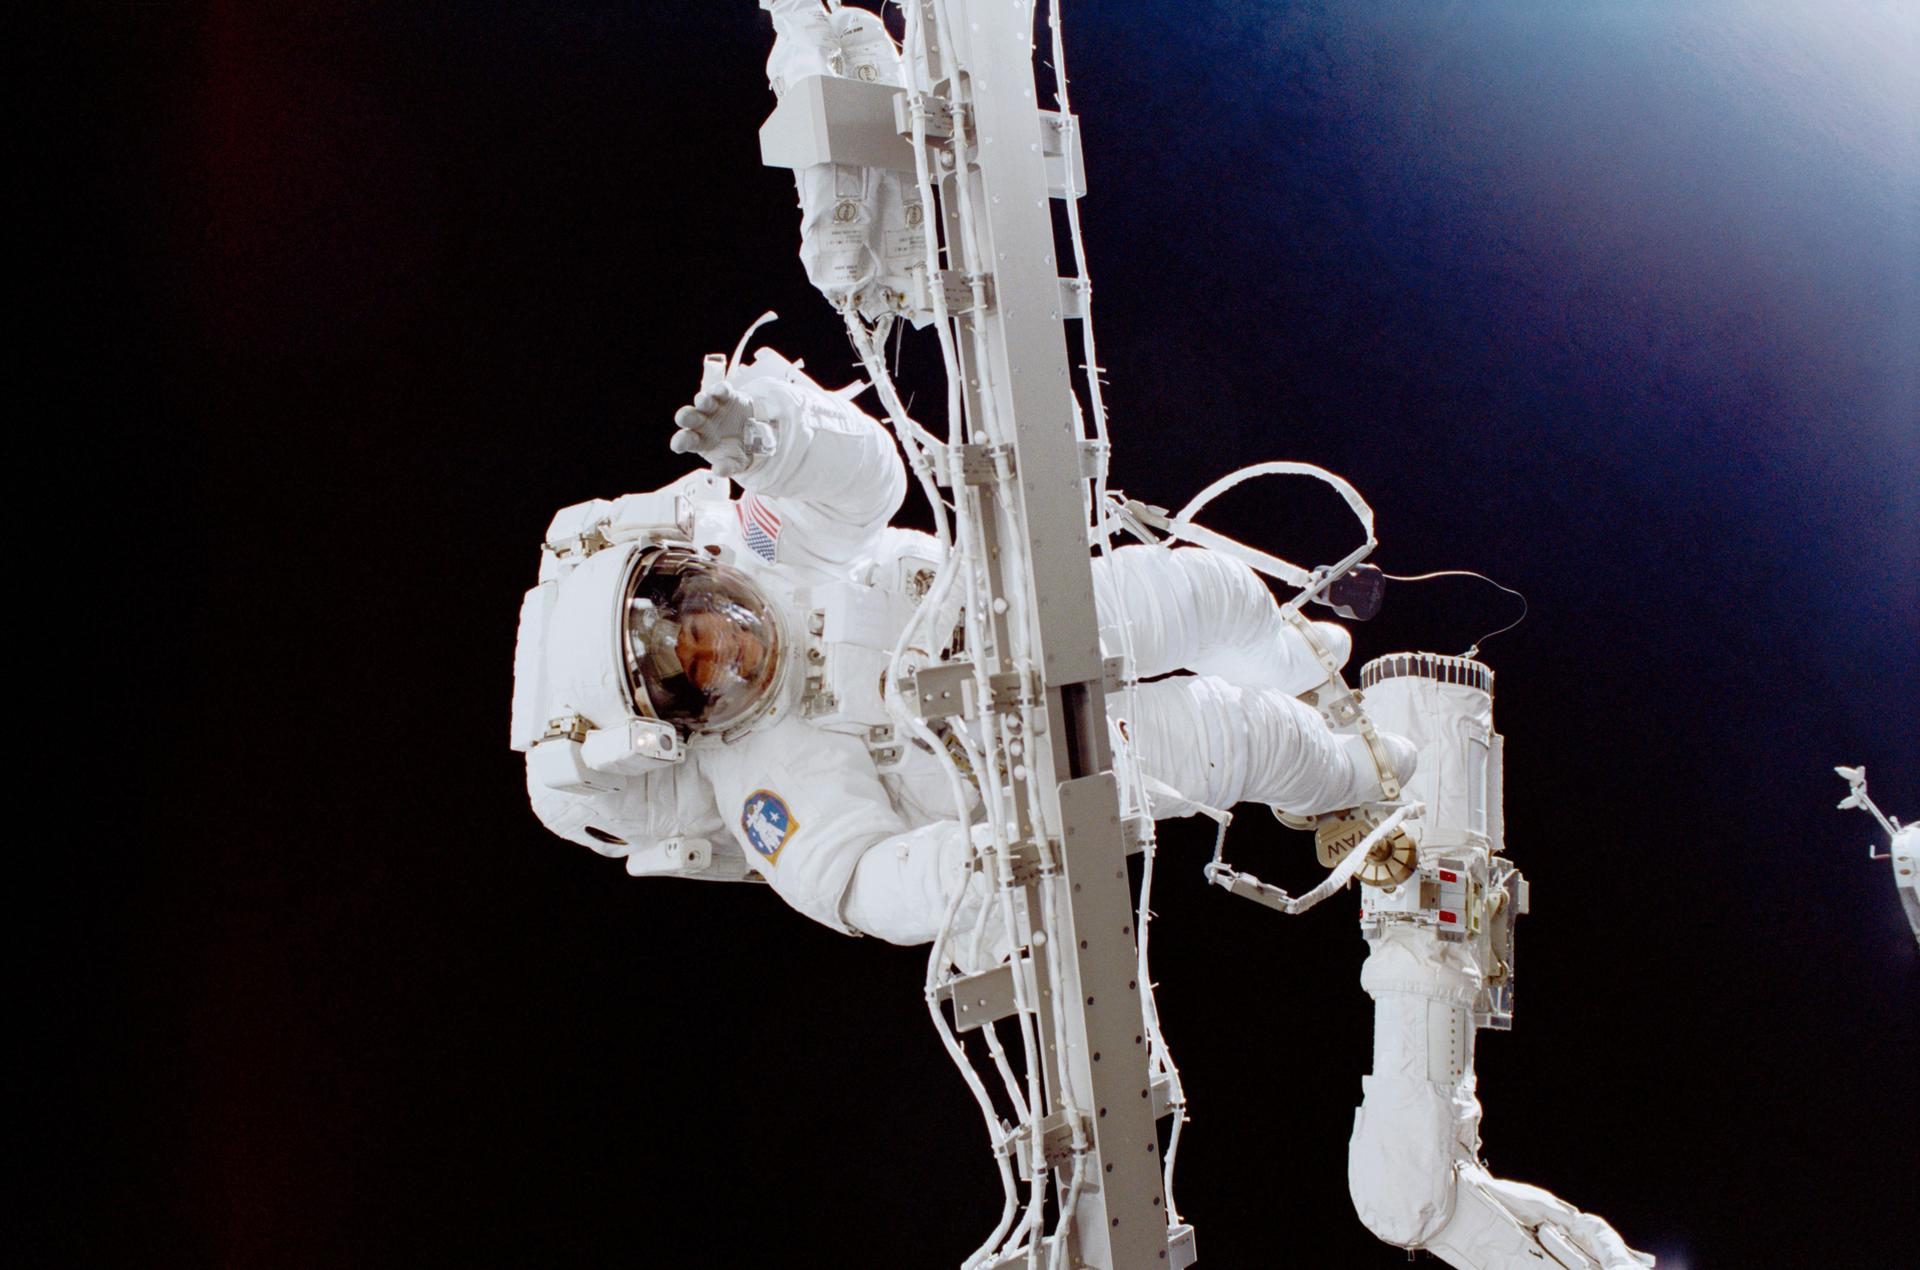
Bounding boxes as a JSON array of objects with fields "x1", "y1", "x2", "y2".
[{"x1": 741, "y1": 789, "x2": 799, "y2": 864}]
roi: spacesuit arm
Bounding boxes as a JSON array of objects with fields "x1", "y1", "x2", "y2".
[
  {"x1": 728, "y1": 367, "x2": 908, "y2": 570},
  {"x1": 839, "y1": 820, "x2": 998, "y2": 954},
  {"x1": 698, "y1": 713, "x2": 1000, "y2": 956}
]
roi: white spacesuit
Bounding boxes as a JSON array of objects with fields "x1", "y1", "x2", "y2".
[{"x1": 510, "y1": 344, "x2": 1413, "y2": 953}]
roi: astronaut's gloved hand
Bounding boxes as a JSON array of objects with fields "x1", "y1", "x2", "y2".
[{"x1": 670, "y1": 382, "x2": 773, "y2": 478}]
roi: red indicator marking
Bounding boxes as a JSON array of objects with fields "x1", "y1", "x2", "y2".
[
  {"x1": 1439, "y1": 870, "x2": 1458, "y2": 883},
  {"x1": 1439, "y1": 910, "x2": 1459, "y2": 924}
]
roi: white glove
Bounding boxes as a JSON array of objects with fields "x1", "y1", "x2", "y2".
[{"x1": 670, "y1": 382, "x2": 775, "y2": 479}]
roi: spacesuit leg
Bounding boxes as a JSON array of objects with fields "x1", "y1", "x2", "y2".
[
  {"x1": 1091, "y1": 543, "x2": 1350, "y2": 693},
  {"x1": 1121, "y1": 675, "x2": 1415, "y2": 818},
  {"x1": 842, "y1": 542, "x2": 1415, "y2": 947},
  {"x1": 1091, "y1": 543, "x2": 1412, "y2": 815},
  {"x1": 1349, "y1": 926, "x2": 1652, "y2": 1269}
]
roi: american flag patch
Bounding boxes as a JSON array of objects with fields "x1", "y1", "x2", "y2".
[{"x1": 736, "y1": 494, "x2": 781, "y2": 563}]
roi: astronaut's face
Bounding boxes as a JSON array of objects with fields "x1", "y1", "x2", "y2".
[
  {"x1": 624, "y1": 548, "x2": 782, "y2": 734},
  {"x1": 675, "y1": 607, "x2": 768, "y2": 695}
]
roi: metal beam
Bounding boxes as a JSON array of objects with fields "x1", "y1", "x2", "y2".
[{"x1": 933, "y1": 2, "x2": 1171, "y2": 1263}]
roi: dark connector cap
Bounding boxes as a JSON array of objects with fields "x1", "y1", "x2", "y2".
[{"x1": 1315, "y1": 563, "x2": 1385, "y2": 622}]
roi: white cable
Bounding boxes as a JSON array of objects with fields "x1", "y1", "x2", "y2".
[
  {"x1": 1169, "y1": 461, "x2": 1377, "y2": 616},
  {"x1": 880, "y1": 1, "x2": 1165, "y2": 1257},
  {"x1": 862, "y1": 201, "x2": 1028, "y2": 1270},
  {"x1": 1379, "y1": 567, "x2": 1529, "y2": 658},
  {"x1": 844, "y1": 312, "x2": 952, "y2": 552},
  {"x1": 916, "y1": 2, "x2": 1057, "y2": 1250},
  {"x1": 1172, "y1": 459, "x2": 1375, "y2": 534}
]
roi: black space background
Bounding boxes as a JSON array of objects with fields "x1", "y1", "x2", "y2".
[{"x1": 55, "y1": 3, "x2": 1916, "y2": 1267}]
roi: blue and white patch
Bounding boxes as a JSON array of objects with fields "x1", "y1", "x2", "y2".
[{"x1": 741, "y1": 789, "x2": 799, "y2": 864}]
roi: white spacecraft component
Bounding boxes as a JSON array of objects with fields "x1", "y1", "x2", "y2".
[
  {"x1": 1834, "y1": 766, "x2": 1919, "y2": 946},
  {"x1": 1347, "y1": 654, "x2": 1653, "y2": 1268}
]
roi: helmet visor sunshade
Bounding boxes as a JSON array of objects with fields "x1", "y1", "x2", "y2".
[{"x1": 623, "y1": 549, "x2": 780, "y2": 734}]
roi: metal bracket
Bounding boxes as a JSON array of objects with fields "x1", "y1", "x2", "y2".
[
  {"x1": 892, "y1": 90, "x2": 955, "y2": 144},
  {"x1": 1059, "y1": 275, "x2": 1087, "y2": 320},
  {"x1": 938, "y1": 268, "x2": 995, "y2": 315},
  {"x1": 1007, "y1": 1109, "x2": 1085, "y2": 1180},
  {"x1": 986, "y1": 1218, "x2": 1190, "y2": 1270},
  {"x1": 914, "y1": 662, "x2": 1025, "y2": 717},
  {"x1": 988, "y1": 669, "x2": 1025, "y2": 708},
  {"x1": 1150, "y1": 1071, "x2": 1180, "y2": 1121},
  {"x1": 1039, "y1": 109, "x2": 1087, "y2": 199},
  {"x1": 944, "y1": 960, "x2": 1028, "y2": 1033},
  {"x1": 911, "y1": 662, "x2": 973, "y2": 718},
  {"x1": 955, "y1": 441, "x2": 1014, "y2": 485},
  {"x1": 1078, "y1": 437, "x2": 1107, "y2": 479},
  {"x1": 1298, "y1": 681, "x2": 1365, "y2": 729},
  {"x1": 1000, "y1": 838, "x2": 1043, "y2": 886}
]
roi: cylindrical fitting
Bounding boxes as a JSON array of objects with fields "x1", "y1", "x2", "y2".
[{"x1": 1359, "y1": 653, "x2": 1497, "y2": 852}]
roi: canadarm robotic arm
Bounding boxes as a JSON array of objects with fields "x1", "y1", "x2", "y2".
[{"x1": 1345, "y1": 657, "x2": 1653, "y2": 1269}]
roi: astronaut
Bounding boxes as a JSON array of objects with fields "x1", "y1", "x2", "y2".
[{"x1": 510, "y1": 341, "x2": 1414, "y2": 954}]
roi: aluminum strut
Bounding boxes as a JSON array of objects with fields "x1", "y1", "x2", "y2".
[{"x1": 916, "y1": 1, "x2": 1172, "y2": 1264}]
